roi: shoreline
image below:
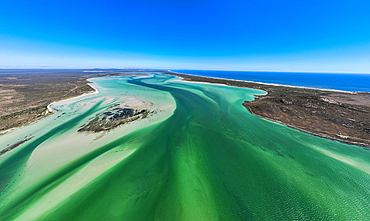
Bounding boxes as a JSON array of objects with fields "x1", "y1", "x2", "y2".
[
  {"x1": 165, "y1": 71, "x2": 370, "y2": 150},
  {"x1": 1, "y1": 72, "x2": 369, "y2": 148},
  {"x1": 168, "y1": 70, "x2": 360, "y2": 94},
  {"x1": 243, "y1": 103, "x2": 369, "y2": 149},
  {"x1": 0, "y1": 72, "x2": 154, "y2": 137},
  {"x1": 172, "y1": 76, "x2": 238, "y2": 88},
  {"x1": 47, "y1": 82, "x2": 99, "y2": 113},
  {"x1": 1, "y1": 82, "x2": 100, "y2": 136}
]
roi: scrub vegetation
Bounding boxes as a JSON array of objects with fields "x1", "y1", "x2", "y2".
[
  {"x1": 0, "y1": 70, "x2": 150, "y2": 133},
  {"x1": 1, "y1": 74, "x2": 370, "y2": 220},
  {"x1": 166, "y1": 71, "x2": 370, "y2": 148}
]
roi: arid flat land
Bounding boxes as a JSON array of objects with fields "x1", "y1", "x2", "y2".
[
  {"x1": 2, "y1": 73, "x2": 370, "y2": 220},
  {"x1": 0, "y1": 69, "x2": 150, "y2": 133},
  {"x1": 2, "y1": 70, "x2": 369, "y2": 148},
  {"x1": 165, "y1": 71, "x2": 370, "y2": 148}
]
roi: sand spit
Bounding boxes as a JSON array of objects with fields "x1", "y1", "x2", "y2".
[
  {"x1": 168, "y1": 71, "x2": 357, "y2": 94},
  {"x1": 1, "y1": 75, "x2": 370, "y2": 220},
  {"x1": 0, "y1": 84, "x2": 100, "y2": 137},
  {"x1": 47, "y1": 83, "x2": 99, "y2": 113}
]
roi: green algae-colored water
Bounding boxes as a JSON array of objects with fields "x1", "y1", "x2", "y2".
[{"x1": 1, "y1": 74, "x2": 370, "y2": 220}]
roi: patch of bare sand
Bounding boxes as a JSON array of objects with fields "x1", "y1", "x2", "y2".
[{"x1": 322, "y1": 92, "x2": 370, "y2": 107}]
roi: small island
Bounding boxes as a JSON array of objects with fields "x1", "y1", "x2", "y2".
[
  {"x1": 0, "y1": 70, "x2": 151, "y2": 134},
  {"x1": 78, "y1": 99, "x2": 152, "y2": 133},
  {"x1": 2, "y1": 69, "x2": 369, "y2": 148},
  {"x1": 1, "y1": 71, "x2": 370, "y2": 221}
]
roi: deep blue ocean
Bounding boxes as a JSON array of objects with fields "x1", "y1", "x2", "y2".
[{"x1": 173, "y1": 70, "x2": 370, "y2": 92}]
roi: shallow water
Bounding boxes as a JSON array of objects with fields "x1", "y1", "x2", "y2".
[{"x1": 1, "y1": 74, "x2": 370, "y2": 220}]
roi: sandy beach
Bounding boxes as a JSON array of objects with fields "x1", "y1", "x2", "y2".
[{"x1": 1, "y1": 74, "x2": 370, "y2": 220}]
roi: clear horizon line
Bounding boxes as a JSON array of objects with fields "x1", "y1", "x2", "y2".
[
  {"x1": 171, "y1": 69, "x2": 370, "y2": 74},
  {"x1": 0, "y1": 67, "x2": 369, "y2": 74}
]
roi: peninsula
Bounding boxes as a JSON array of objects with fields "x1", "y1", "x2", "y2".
[
  {"x1": 0, "y1": 69, "x2": 150, "y2": 134},
  {"x1": 1, "y1": 69, "x2": 369, "y2": 149},
  {"x1": 1, "y1": 72, "x2": 370, "y2": 220},
  {"x1": 164, "y1": 71, "x2": 370, "y2": 148}
]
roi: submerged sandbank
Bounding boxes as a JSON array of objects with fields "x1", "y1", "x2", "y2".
[{"x1": 1, "y1": 74, "x2": 370, "y2": 220}]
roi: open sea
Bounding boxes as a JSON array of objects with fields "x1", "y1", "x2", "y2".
[{"x1": 173, "y1": 70, "x2": 370, "y2": 92}]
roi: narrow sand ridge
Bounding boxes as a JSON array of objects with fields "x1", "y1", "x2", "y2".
[{"x1": 1, "y1": 74, "x2": 370, "y2": 220}]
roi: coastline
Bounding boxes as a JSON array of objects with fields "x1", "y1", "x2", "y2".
[
  {"x1": 46, "y1": 82, "x2": 99, "y2": 113},
  {"x1": 1, "y1": 71, "x2": 369, "y2": 148},
  {"x1": 168, "y1": 70, "x2": 358, "y2": 94},
  {"x1": 172, "y1": 75, "x2": 236, "y2": 88},
  {"x1": 3, "y1": 73, "x2": 370, "y2": 220},
  {"x1": 1, "y1": 82, "x2": 100, "y2": 136},
  {"x1": 243, "y1": 103, "x2": 369, "y2": 149},
  {"x1": 165, "y1": 71, "x2": 370, "y2": 148}
]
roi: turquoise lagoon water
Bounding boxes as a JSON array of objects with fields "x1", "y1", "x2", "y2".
[{"x1": 0, "y1": 74, "x2": 370, "y2": 220}]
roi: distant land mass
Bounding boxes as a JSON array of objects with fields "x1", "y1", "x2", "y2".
[
  {"x1": 1, "y1": 69, "x2": 369, "y2": 148},
  {"x1": 1, "y1": 70, "x2": 370, "y2": 220},
  {"x1": 174, "y1": 70, "x2": 370, "y2": 92},
  {"x1": 166, "y1": 71, "x2": 370, "y2": 148}
]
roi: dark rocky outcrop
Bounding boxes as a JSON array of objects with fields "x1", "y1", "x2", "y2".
[{"x1": 78, "y1": 106, "x2": 150, "y2": 133}]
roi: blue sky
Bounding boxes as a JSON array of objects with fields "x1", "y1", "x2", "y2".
[{"x1": 0, "y1": 0, "x2": 369, "y2": 73}]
